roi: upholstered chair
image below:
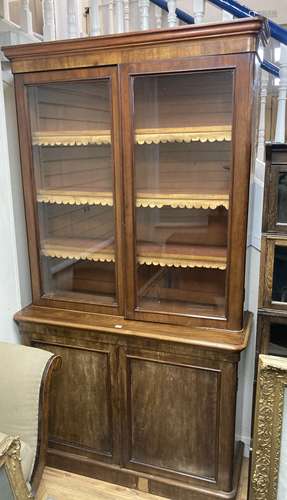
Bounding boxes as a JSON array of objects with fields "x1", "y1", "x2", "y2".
[{"x1": 0, "y1": 342, "x2": 61, "y2": 498}]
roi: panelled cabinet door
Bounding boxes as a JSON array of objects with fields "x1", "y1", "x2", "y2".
[
  {"x1": 16, "y1": 67, "x2": 123, "y2": 315},
  {"x1": 120, "y1": 346, "x2": 237, "y2": 491},
  {"x1": 122, "y1": 54, "x2": 254, "y2": 330},
  {"x1": 33, "y1": 340, "x2": 121, "y2": 464}
]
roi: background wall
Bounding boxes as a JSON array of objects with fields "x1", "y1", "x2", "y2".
[{"x1": 0, "y1": 60, "x2": 31, "y2": 343}]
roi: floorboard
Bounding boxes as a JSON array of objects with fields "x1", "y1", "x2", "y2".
[{"x1": 36, "y1": 459, "x2": 249, "y2": 500}]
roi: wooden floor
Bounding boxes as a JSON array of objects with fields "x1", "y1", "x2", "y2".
[{"x1": 36, "y1": 459, "x2": 249, "y2": 500}]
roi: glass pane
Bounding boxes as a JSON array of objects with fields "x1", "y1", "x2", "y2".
[
  {"x1": 133, "y1": 71, "x2": 233, "y2": 317},
  {"x1": 278, "y1": 172, "x2": 287, "y2": 223},
  {"x1": 28, "y1": 80, "x2": 116, "y2": 305},
  {"x1": 269, "y1": 323, "x2": 287, "y2": 357},
  {"x1": 272, "y1": 246, "x2": 287, "y2": 303}
]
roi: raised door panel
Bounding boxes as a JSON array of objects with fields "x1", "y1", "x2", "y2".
[
  {"x1": 122, "y1": 351, "x2": 221, "y2": 483},
  {"x1": 33, "y1": 342, "x2": 117, "y2": 462}
]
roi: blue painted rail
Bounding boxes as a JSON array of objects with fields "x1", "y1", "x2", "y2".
[{"x1": 150, "y1": 0, "x2": 287, "y2": 76}]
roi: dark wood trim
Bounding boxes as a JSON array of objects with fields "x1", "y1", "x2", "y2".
[
  {"x1": 14, "y1": 306, "x2": 252, "y2": 353},
  {"x1": 3, "y1": 17, "x2": 268, "y2": 64},
  {"x1": 14, "y1": 73, "x2": 42, "y2": 302},
  {"x1": 226, "y1": 52, "x2": 255, "y2": 330},
  {"x1": 21, "y1": 66, "x2": 118, "y2": 85},
  {"x1": 31, "y1": 353, "x2": 62, "y2": 493}
]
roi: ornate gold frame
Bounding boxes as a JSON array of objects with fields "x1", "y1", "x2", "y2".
[
  {"x1": 0, "y1": 435, "x2": 33, "y2": 499},
  {"x1": 251, "y1": 355, "x2": 287, "y2": 500}
]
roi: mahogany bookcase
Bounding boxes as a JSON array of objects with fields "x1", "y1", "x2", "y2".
[{"x1": 4, "y1": 17, "x2": 268, "y2": 500}]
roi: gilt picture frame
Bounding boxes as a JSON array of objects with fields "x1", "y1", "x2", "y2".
[
  {"x1": 251, "y1": 354, "x2": 287, "y2": 500},
  {"x1": 0, "y1": 435, "x2": 33, "y2": 499}
]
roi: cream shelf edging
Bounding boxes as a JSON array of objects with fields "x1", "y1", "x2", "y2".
[
  {"x1": 137, "y1": 256, "x2": 227, "y2": 270},
  {"x1": 41, "y1": 239, "x2": 115, "y2": 263},
  {"x1": 40, "y1": 238, "x2": 226, "y2": 269},
  {"x1": 135, "y1": 126, "x2": 232, "y2": 144},
  {"x1": 32, "y1": 125, "x2": 232, "y2": 147},
  {"x1": 41, "y1": 249, "x2": 115, "y2": 262},
  {"x1": 32, "y1": 130, "x2": 111, "y2": 146},
  {"x1": 37, "y1": 189, "x2": 229, "y2": 210},
  {"x1": 37, "y1": 190, "x2": 114, "y2": 207},
  {"x1": 136, "y1": 192, "x2": 229, "y2": 210}
]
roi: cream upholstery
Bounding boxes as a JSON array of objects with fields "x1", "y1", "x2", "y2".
[{"x1": 0, "y1": 342, "x2": 54, "y2": 482}]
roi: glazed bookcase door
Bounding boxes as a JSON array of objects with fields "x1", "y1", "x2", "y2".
[
  {"x1": 16, "y1": 68, "x2": 123, "y2": 314},
  {"x1": 123, "y1": 55, "x2": 253, "y2": 329}
]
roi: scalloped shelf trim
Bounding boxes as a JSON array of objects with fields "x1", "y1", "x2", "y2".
[
  {"x1": 136, "y1": 194, "x2": 229, "y2": 210},
  {"x1": 41, "y1": 239, "x2": 115, "y2": 262},
  {"x1": 137, "y1": 256, "x2": 226, "y2": 270},
  {"x1": 37, "y1": 190, "x2": 113, "y2": 207},
  {"x1": 33, "y1": 130, "x2": 111, "y2": 146},
  {"x1": 135, "y1": 126, "x2": 232, "y2": 145},
  {"x1": 32, "y1": 126, "x2": 232, "y2": 146},
  {"x1": 41, "y1": 249, "x2": 115, "y2": 262},
  {"x1": 37, "y1": 190, "x2": 229, "y2": 210}
]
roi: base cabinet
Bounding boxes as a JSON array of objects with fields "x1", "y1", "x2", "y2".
[{"x1": 17, "y1": 310, "x2": 248, "y2": 500}]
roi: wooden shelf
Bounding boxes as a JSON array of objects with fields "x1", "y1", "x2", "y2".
[
  {"x1": 41, "y1": 238, "x2": 115, "y2": 262},
  {"x1": 41, "y1": 238, "x2": 226, "y2": 269},
  {"x1": 32, "y1": 130, "x2": 111, "y2": 146},
  {"x1": 37, "y1": 188, "x2": 229, "y2": 210},
  {"x1": 136, "y1": 192, "x2": 229, "y2": 210},
  {"x1": 37, "y1": 189, "x2": 113, "y2": 207},
  {"x1": 135, "y1": 126, "x2": 232, "y2": 144},
  {"x1": 137, "y1": 242, "x2": 227, "y2": 269},
  {"x1": 32, "y1": 126, "x2": 232, "y2": 147}
]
